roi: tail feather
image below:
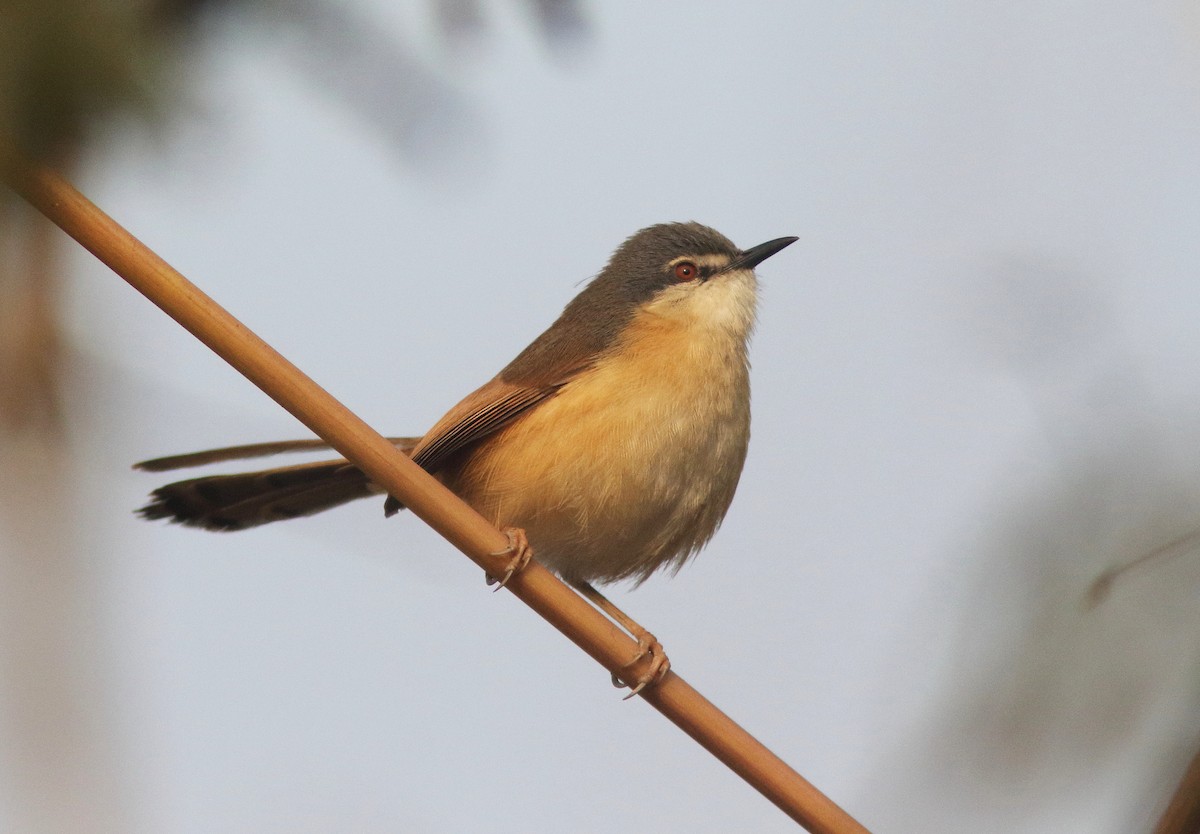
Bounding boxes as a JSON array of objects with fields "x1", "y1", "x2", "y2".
[
  {"x1": 135, "y1": 437, "x2": 419, "y2": 472},
  {"x1": 138, "y1": 460, "x2": 378, "y2": 531}
]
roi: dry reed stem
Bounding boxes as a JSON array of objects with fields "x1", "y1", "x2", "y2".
[
  {"x1": 1154, "y1": 745, "x2": 1200, "y2": 834},
  {"x1": 2, "y1": 149, "x2": 871, "y2": 834}
]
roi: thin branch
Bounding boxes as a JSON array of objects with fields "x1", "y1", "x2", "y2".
[
  {"x1": 1154, "y1": 745, "x2": 1200, "y2": 834},
  {"x1": 2, "y1": 148, "x2": 871, "y2": 834}
]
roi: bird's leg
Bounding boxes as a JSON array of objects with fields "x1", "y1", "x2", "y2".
[
  {"x1": 485, "y1": 527, "x2": 533, "y2": 589},
  {"x1": 573, "y1": 581, "x2": 670, "y2": 698}
]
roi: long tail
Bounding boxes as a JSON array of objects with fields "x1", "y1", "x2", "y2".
[{"x1": 135, "y1": 437, "x2": 419, "y2": 531}]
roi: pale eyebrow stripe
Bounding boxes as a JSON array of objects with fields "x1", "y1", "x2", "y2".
[{"x1": 667, "y1": 253, "x2": 731, "y2": 270}]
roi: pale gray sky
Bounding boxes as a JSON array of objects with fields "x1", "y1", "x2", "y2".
[{"x1": 9, "y1": 1, "x2": 1200, "y2": 831}]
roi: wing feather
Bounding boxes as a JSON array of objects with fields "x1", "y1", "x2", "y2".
[{"x1": 410, "y1": 383, "x2": 560, "y2": 473}]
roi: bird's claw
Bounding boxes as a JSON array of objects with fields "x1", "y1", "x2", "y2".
[
  {"x1": 485, "y1": 527, "x2": 532, "y2": 590},
  {"x1": 612, "y1": 631, "x2": 670, "y2": 699}
]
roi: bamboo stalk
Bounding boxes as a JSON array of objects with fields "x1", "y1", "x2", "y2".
[
  {"x1": 2, "y1": 149, "x2": 871, "y2": 834},
  {"x1": 1153, "y1": 746, "x2": 1200, "y2": 834}
]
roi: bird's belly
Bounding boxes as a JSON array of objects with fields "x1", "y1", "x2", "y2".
[{"x1": 449, "y1": 342, "x2": 751, "y2": 584}]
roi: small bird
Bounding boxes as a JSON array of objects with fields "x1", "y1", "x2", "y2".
[{"x1": 137, "y1": 222, "x2": 797, "y2": 691}]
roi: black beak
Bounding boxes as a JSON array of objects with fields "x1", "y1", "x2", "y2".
[{"x1": 727, "y1": 236, "x2": 799, "y2": 272}]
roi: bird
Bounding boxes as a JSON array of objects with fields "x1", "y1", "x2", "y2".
[{"x1": 136, "y1": 222, "x2": 797, "y2": 692}]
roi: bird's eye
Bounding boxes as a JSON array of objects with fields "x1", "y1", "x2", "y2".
[{"x1": 673, "y1": 261, "x2": 699, "y2": 282}]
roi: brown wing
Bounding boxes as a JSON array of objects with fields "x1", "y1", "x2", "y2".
[
  {"x1": 376, "y1": 376, "x2": 579, "y2": 517},
  {"x1": 408, "y1": 269, "x2": 635, "y2": 475},
  {"x1": 407, "y1": 332, "x2": 607, "y2": 475},
  {"x1": 409, "y1": 379, "x2": 563, "y2": 474}
]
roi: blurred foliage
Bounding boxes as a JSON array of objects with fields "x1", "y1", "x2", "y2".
[
  {"x1": 0, "y1": 0, "x2": 174, "y2": 156},
  {"x1": 0, "y1": 0, "x2": 591, "y2": 159},
  {"x1": 0, "y1": 0, "x2": 589, "y2": 432}
]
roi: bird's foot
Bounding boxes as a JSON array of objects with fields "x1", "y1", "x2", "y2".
[
  {"x1": 485, "y1": 527, "x2": 532, "y2": 590},
  {"x1": 572, "y1": 581, "x2": 670, "y2": 699},
  {"x1": 612, "y1": 630, "x2": 671, "y2": 699}
]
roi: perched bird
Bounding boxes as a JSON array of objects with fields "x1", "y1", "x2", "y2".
[{"x1": 137, "y1": 222, "x2": 797, "y2": 691}]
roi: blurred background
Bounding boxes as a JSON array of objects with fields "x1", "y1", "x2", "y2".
[{"x1": 3, "y1": 1, "x2": 1200, "y2": 831}]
